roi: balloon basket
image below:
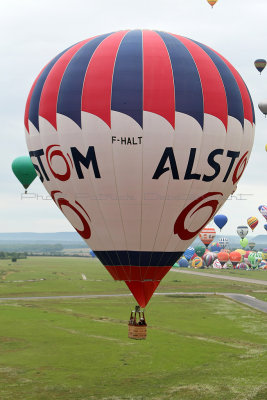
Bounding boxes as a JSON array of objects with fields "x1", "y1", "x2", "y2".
[{"x1": 128, "y1": 306, "x2": 147, "y2": 340}]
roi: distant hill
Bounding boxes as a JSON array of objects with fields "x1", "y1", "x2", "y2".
[
  {"x1": 0, "y1": 232, "x2": 83, "y2": 243},
  {"x1": 0, "y1": 232, "x2": 267, "y2": 251}
]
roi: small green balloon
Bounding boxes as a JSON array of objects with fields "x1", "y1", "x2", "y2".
[
  {"x1": 12, "y1": 156, "x2": 37, "y2": 191},
  {"x1": 240, "y1": 238, "x2": 248, "y2": 248}
]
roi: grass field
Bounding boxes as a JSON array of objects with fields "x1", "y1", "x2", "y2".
[{"x1": 0, "y1": 257, "x2": 266, "y2": 400}]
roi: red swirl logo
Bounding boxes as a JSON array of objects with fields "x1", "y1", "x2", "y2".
[
  {"x1": 51, "y1": 191, "x2": 91, "y2": 239},
  {"x1": 46, "y1": 145, "x2": 72, "y2": 181},
  {"x1": 174, "y1": 192, "x2": 223, "y2": 240},
  {"x1": 232, "y1": 151, "x2": 248, "y2": 185}
]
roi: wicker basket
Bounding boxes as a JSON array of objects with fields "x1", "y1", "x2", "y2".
[
  {"x1": 128, "y1": 324, "x2": 147, "y2": 340},
  {"x1": 128, "y1": 307, "x2": 147, "y2": 340}
]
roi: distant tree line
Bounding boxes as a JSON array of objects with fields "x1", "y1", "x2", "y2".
[
  {"x1": 0, "y1": 252, "x2": 27, "y2": 262},
  {"x1": 0, "y1": 243, "x2": 64, "y2": 253}
]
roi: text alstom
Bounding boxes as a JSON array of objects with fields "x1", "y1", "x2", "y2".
[{"x1": 29, "y1": 146, "x2": 248, "y2": 184}]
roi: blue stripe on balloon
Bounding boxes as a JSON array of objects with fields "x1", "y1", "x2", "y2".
[
  {"x1": 94, "y1": 250, "x2": 183, "y2": 266},
  {"x1": 192, "y1": 39, "x2": 245, "y2": 128},
  {"x1": 111, "y1": 30, "x2": 143, "y2": 128},
  {"x1": 57, "y1": 33, "x2": 112, "y2": 128},
  {"x1": 28, "y1": 47, "x2": 72, "y2": 131},
  {"x1": 156, "y1": 31, "x2": 204, "y2": 129}
]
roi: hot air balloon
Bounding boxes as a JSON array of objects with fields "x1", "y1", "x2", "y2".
[
  {"x1": 258, "y1": 205, "x2": 267, "y2": 221},
  {"x1": 254, "y1": 59, "x2": 266, "y2": 74},
  {"x1": 258, "y1": 101, "x2": 267, "y2": 117},
  {"x1": 237, "y1": 226, "x2": 249, "y2": 239},
  {"x1": 207, "y1": 0, "x2": 218, "y2": 8},
  {"x1": 183, "y1": 247, "x2": 195, "y2": 260},
  {"x1": 218, "y1": 237, "x2": 229, "y2": 249},
  {"x1": 195, "y1": 245, "x2": 206, "y2": 257},
  {"x1": 265, "y1": 144, "x2": 267, "y2": 152},
  {"x1": 237, "y1": 262, "x2": 248, "y2": 270},
  {"x1": 203, "y1": 252, "x2": 215, "y2": 267},
  {"x1": 191, "y1": 256, "x2": 203, "y2": 268},
  {"x1": 12, "y1": 156, "x2": 37, "y2": 193},
  {"x1": 247, "y1": 217, "x2": 258, "y2": 231},
  {"x1": 217, "y1": 251, "x2": 229, "y2": 266},
  {"x1": 210, "y1": 242, "x2": 222, "y2": 252},
  {"x1": 178, "y1": 257, "x2": 189, "y2": 268},
  {"x1": 248, "y1": 242, "x2": 255, "y2": 250},
  {"x1": 230, "y1": 251, "x2": 242, "y2": 267},
  {"x1": 24, "y1": 30, "x2": 255, "y2": 319},
  {"x1": 248, "y1": 252, "x2": 262, "y2": 269},
  {"x1": 214, "y1": 214, "x2": 228, "y2": 231},
  {"x1": 199, "y1": 228, "x2": 217, "y2": 248},
  {"x1": 213, "y1": 259, "x2": 222, "y2": 269},
  {"x1": 240, "y1": 238, "x2": 248, "y2": 248}
]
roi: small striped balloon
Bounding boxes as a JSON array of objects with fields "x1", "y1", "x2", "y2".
[
  {"x1": 247, "y1": 216, "x2": 258, "y2": 231},
  {"x1": 254, "y1": 59, "x2": 266, "y2": 74}
]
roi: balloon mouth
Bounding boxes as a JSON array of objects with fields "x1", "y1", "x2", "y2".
[{"x1": 104, "y1": 265, "x2": 172, "y2": 308}]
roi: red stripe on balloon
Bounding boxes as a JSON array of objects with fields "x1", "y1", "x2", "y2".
[
  {"x1": 143, "y1": 30, "x2": 175, "y2": 128},
  {"x1": 211, "y1": 49, "x2": 253, "y2": 126},
  {"x1": 39, "y1": 39, "x2": 92, "y2": 130},
  {"x1": 172, "y1": 34, "x2": 228, "y2": 130},
  {"x1": 82, "y1": 31, "x2": 129, "y2": 128}
]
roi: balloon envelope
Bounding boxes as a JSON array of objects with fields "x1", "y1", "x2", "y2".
[
  {"x1": 240, "y1": 238, "x2": 248, "y2": 248},
  {"x1": 210, "y1": 242, "x2": 222, "y2": 252},
  {"x1": 258, "y1": 101, "x2": 267, "y2": 116},
  {"x1": 229, "y1": 251, "x2": 242, "y2": 264},
  {"x1": 178, "y1": 258, "x2": 189, "y2": 268},
  {"x1": 258, "y1": 205, "x2": 267, "y2": 221},
  {"x1": 191, "y1": 257, "x2": 203, "y2": 268},
  {"x1": 237, "y1": 226, "x2": 249, "y2": 239},
  {"x1": 217, "y1": 251, "x2": 229, "y2": 263},
  {"x1": 183, "y1": 247, "x2": 195, "y2": 260},
  {"x1": 199, "y1": 228, "x2": 216, "y2": 247},
  {"x1": 214, "y1": 214, "x2": 228, "y2": 230},
  {"x1": 254, "y1": 59, "x2": 267, "y2": 74},
  {"x1": 12, "y1": 156, "x2": 37, "y2": 190},
  {"x1": 195, "y1": 245, "x2": 206, "y2": 257},
  {"x1": 207, "y1": 0, "x2": 218, "y2": 7},
  {"x1": 24, "y1": 30, "x2": 255, "y2": 308},
  {"x1": 247, "y1": 216, "x2": 258, "y2": 231},
  {"x1": 248, "y1": 242, "x2": 255, "y2": 250},
  {"x1": 203, "y1": 252, "x2": 215, "y2": 266}
]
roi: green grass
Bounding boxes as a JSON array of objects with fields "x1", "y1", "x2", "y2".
[{"x1": 0, "y1": 257, "x2": 266, "y2": 399}]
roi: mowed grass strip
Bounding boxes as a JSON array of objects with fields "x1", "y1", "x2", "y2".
[{"x1": 0, "y1": 296, "x2": 266, "y2": 400}]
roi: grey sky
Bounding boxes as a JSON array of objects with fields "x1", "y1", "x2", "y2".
[{"x1": 1, "y1": 0, "x2": 267, "y2": 235}]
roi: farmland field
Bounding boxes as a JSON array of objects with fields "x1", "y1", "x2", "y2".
[{"x1": 0, "y1": 257, "x2": 266, "y2": 400}]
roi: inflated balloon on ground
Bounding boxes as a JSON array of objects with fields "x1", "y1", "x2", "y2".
[{"x1": 24, "y1": 30, "x2": 255, "y2": 308}]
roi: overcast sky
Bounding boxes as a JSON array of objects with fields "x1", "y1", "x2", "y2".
[{"x1": 1, "y1": 0, "x2": 267, "y2": 236}]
